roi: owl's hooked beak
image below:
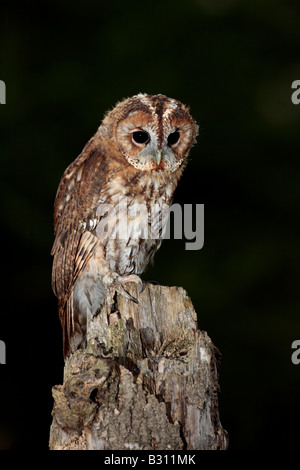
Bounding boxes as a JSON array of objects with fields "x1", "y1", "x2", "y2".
[{"x1": 156, "y1": 151, "x2": 162, "y2": 165}]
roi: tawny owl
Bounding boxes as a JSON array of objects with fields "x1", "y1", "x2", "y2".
[{"x1": 51, "y1": 93, "x2": 198, "y2": 358}]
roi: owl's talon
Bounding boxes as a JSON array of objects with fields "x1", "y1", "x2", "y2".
[
  {"x1": 139, "y1": 282, "x2": 146, "y2": 294},
  {"x1": 112, "y1": 274, "x2": 144, "y2": 304},
  {"x1": 147, "y1": 280, "x2": 159, "y2": 286},
  {"x1": 112, "y1": 284, "x2": 139, "y2": 304},
  {"x1": 121, "y1": 274, "x2": 144, "y2": 294},
  {"x1": 121, "y1": 289, "x2": 139, "y2": 304},
  {"x1": 106, "y1": 274, "x2": 143, "y2": 305}
]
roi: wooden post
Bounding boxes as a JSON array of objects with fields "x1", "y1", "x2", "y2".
[{"x1": 49, "y1": 283, "x2": 228, "y2": 450}]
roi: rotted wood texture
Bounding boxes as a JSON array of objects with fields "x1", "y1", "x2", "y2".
[{"x1": 49, "y1": 283, "x2": 228, "y2": 450}]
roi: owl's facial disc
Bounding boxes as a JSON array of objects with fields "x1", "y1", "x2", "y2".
[{"x1": 115, "y1": 101, "x2": 198, "y2": 172}]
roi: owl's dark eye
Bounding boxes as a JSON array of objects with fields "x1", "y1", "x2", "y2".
[
  {"x1": 132, "y1": 130, "x2": 150, "y2": 145},
  {"x1": 167, "y1": 131, "x2": 180, "y2": 146}
]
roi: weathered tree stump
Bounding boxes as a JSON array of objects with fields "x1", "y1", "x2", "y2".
[{"x1": 49, "y1": 283, "x2": 228, "y2": 450}]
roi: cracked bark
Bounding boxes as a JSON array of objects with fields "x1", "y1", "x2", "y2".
[{"x1": 49, "y1": 283, "x2": 228, "y2": 450}]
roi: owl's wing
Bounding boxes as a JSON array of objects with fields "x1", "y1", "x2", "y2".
[{"x1": 51, "y1": 133, "x2": 107, "y2": 353}]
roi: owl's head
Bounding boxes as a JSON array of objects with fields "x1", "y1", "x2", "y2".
[{"x1": 101, "y1": 93, "x2": 198, "y2": 173}]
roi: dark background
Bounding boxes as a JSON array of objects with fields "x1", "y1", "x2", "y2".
[{"x1": 0, "y1": 0, "x2": 299, "y2": 450}]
